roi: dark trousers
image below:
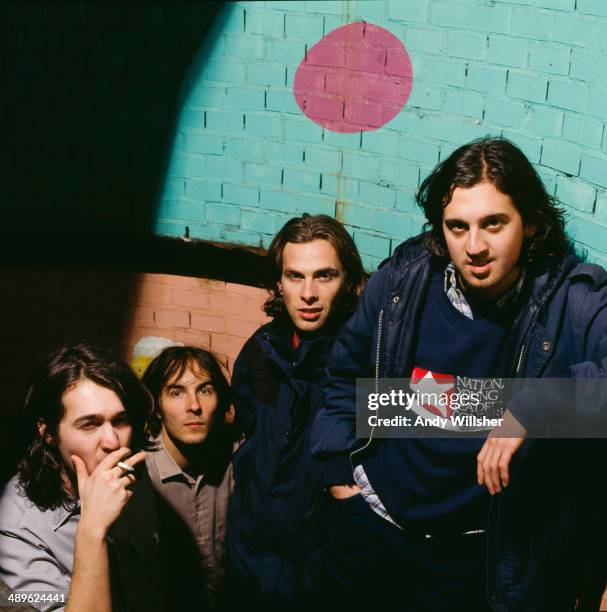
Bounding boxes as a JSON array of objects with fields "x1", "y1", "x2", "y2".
[{"x1": 324, "y1": 494, "x2": 489, "y2": 611}]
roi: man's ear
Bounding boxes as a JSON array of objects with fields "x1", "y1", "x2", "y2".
[{"x1": 37, "y1": 419, "x2": 54, "y2": 445}]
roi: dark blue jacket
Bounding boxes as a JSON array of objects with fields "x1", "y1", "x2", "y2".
[
  {"x1": 227, "y1": 319, "x2": 335, "y2": 599},
  {"x1": 311, "y1": 234, "x2": 607, "y2": 611}
]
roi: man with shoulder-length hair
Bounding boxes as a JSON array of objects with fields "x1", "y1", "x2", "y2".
[
  {"x1": 312, "y1": 138, "x2": 607, "y2": 610},
  {"x1": 0, "y1": 343, "x2": 165, "y2": 612},
  {"x1": 142, "y1": 346, "x2": 234, "y2": 609},
  {"x1": 227, "y1": 213, "x2": 366, "y2": 607}
]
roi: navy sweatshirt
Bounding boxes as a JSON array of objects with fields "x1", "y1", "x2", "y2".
[{"x1": 362, "y1": 266, "x2": 517, "y2": 533}]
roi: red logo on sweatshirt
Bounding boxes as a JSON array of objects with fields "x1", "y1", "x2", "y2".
[{"x1": 410, "y1": 367, "x2": 455, "y2": 418}]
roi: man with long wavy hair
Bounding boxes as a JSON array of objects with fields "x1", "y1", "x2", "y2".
[
  {"x1": 227, "y1": 213, "x2": 366, "y2": 608},
  {"x1": 0, "y1": 343, "x2": 165, "y2": 612},
  {"x1": 312, "y1": 138, "x2": 607, "y2": 610}
]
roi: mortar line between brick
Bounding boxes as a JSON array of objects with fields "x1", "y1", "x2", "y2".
[{"x1": 592, "y1": 190, "x2": 598, "y2": 215}]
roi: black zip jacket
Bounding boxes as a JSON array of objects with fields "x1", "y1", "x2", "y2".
[
  {"x1": 311, "y1": 234, "x2": 607, "y2": 611},
  {"x1": 227, "y1": 318, "x2": 336, "y2": 600}
]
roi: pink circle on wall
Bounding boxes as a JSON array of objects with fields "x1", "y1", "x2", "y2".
[{"x1": 293, "y1": 22, "x2": 413, "y2": 133}]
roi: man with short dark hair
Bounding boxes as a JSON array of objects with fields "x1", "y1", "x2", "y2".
[
  {"x1": 227, "y1": 213, "x2": 366, "y2": 607},
  {"x1": 142, "y1": 346, "x2": 234, "y2": 609},
  {"x1": 0, "y1": 343, "x2": 164, "y2": 612},
  {"x1": 312, "y1": 138, "x2": 607, "y2": 610}
]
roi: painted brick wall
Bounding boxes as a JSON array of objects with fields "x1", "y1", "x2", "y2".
[
  {"x1": 128, "y1": 273, "x2": 269, "y2": 371},
  {"x1": 159, "y1": 0, "x2": 607, "y2": 271},
  {"x1": 0, "y1": 267, "x2": 269, "y2": 481},
  {"x1": 0, "y1": 268, "x2": 267, "y2": 395}
]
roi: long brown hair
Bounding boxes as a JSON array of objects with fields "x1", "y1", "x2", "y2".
[
  {"x1": 18, "y1": 343, "x2": 153, "y2": 511},
  {"x1": 416, "y1": 137, "x2": 570, "y2": 269},
  {"x1": 263, "y1": 214, "x2": 367, "y2": 321}
]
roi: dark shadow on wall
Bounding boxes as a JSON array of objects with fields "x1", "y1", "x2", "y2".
[{"x1": 0, "y1": 2, "x2": 265, "y2": 485}]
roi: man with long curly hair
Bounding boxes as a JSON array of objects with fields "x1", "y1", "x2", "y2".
[
  {"x1": 0, "y1": 343, "x2": 165, "y2": 612},
  {"x1": 227, "y1": 214, "x2": 366, "y2": 608},
  {"x1": 312, "y1": 138, "x2": 607, "y2": 610}
]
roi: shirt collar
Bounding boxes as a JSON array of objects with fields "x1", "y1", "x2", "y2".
[
  {"x1": 152, "y1": 434, "x2": 197, "y2": 483},
  {"x1": 52, "y1": 499, "x2": 80, "y2": 531},
  {"x1": 443, "y1": 262, "x2": 526, "y2": 320}
]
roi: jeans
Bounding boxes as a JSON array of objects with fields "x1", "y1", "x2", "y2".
[{"x1": 324, "y1": 494, "x2": 489, "y2": 611}]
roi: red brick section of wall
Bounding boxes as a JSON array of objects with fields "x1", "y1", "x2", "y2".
[
  {"x1": 0, "y1": 267, "x2": 269, "y2": 484},
  {"x1": 129, "y1": 273, "x2": 270, "y2": 371}
]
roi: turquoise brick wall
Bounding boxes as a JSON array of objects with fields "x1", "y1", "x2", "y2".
[{"x1": 158, "y1": 0, "x2": 607, "y2": 271}]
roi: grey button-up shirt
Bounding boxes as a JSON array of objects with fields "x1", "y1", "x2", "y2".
[
  {"x1": 0, "y1": 476, "x2": 77, "y2": 612},
  {"x1": 145, "y1": 435, "x2": 233, "y2": 606}
]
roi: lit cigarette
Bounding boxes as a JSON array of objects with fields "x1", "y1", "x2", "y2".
[{"x1": 117, "y1": 461, "x2": 135, "y2": 474}]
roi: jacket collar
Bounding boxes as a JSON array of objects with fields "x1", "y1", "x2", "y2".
[
  {"x1": 525, "y1": 253, "x2": 580, "y2": 313},
  {"x1": 383, "y1": 233, "x2": 430, "y2": 270},
  {"x1": 259, "y1": 317, "x2": 338, "y2": 371},
  {"x1": 390, "y1": 234, "x2": 584, "y2": 314},
  {"x1": 384, "y1": 234, "x2": 583, "y2": 376},
  {"x1": 565, "y1": 260, "x2": 607, "y2": 287}
]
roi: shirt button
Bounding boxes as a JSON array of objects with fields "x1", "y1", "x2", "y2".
[
  {"x1": 393, "y1": 295, "x2": 399, "y2": 304},
  {"x1": 542, "y1": 341, "x2": 551, "y2": 351},
  {"x1": 292, "y1": 361, "x2": 297, "y2": 367}
]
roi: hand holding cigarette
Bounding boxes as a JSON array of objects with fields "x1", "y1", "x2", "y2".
[
  {"x1": 116, "y1": 460, "x2": 135, "y2": 474},
  {"x1": 72, "y1": 447, "x2": 146, "y2": 538}
]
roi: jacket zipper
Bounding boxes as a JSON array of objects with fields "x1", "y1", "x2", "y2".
[
  {"x1": 374, "y1": 309, "x2": 384, "y2": 391},
  {"x1": 350, "y1": 308, "x2": 384, "y2": 470},
  {"x1": 515, "y1": 343, "x2": 525, "y2": 374}
]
